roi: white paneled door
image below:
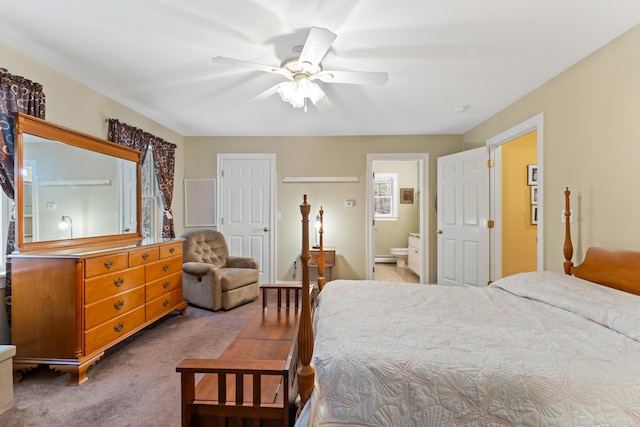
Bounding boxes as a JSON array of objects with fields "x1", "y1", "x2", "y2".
[
  {"x1": 218, "y1": 154, "x2": 276, "y2": 284},
  {"x1": 437, "y1": 147, "x2": 489, "y2": 287}
]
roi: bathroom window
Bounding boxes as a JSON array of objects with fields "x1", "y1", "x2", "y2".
[{"x1": 374, "y1": 173, "x2": 398, "y2": 221}]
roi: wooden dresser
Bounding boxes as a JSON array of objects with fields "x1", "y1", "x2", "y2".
[{"x1": 11, "y1": 238, "x2": 187, "y2": 385}]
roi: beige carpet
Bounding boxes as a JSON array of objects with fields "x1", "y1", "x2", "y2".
[{"x1": 0, "y1": 299, "x2": 261, "y2": 427}]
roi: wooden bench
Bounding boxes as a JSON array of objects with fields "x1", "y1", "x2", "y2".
[{"x1": 176, "y1": 285, "x2": 303, "y2": 427}]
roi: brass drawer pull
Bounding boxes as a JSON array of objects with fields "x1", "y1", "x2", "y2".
[
  {"x1": 162, "y1": 264, "x2": 170, "y2": 272},
  {"x1": 114, "y1": 300, "x2": 125, "y2": 310},
  {"x1": 142, "y1": 253, "x2": 149, "y2": 260},
  {"x1": 104, "y1": 260, "x2": 113, "y2": 269},
  {"x1": 114, "y1": 322, "x2": 124, "y2": 332},
  {"x1": 114, "y1": 277, "x2": 124, "y2": 287},
  {"x1": 163, "y1": 299, "x2": 170, "y2": 307},
  {"x1": 169, "y1": 247, "x2": 175, "y2": 254},
  {"x1": 162, "y1": 281, "x2": 170, "y2": 289}
]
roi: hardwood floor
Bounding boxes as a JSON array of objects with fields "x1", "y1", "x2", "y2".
[{"x1": 375, "y1": 263, "x2": 420, "y2": 283}]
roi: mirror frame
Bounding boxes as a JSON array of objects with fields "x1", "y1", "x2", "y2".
[{"x1": 14, "y1": 113, "x2": 143, "y2": 252}]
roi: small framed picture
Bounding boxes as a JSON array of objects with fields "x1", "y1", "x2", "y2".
[
  {"x1": 530, "y1": 186, "x2": 538, "y2": 205},
  {"x1": 531, "y1": 205, "x2": 538, "y2": 225},
  {"x1": 400, "y1": 188, "x2": 414, "y2": 204},
  {"x1": 527, "y1": 164, "x2": 538, "y2": 186}
]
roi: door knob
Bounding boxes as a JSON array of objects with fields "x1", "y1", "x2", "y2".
[
  {"x1": 122, "y1": 227, "x2": 130, "y2": 232},
  {"x1": 264, "y1": 227, "x2": 270, "y2": 232},
  {"x1": 437, "y1": 229, "x2": 443, "y2": 234}
]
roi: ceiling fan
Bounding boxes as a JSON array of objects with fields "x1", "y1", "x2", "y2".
[{"x1": 212, "y1": 27, "x2": 389, "y2": 112}]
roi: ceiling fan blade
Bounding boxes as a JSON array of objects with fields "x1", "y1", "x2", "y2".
[
  {"x1": 298, "y1": 27, "x2": 337, "y2": 69},
  {"x1": 311, "y1": 94, "x2": 333, "y2": 113},
  {"x1": 313, "y1": 70, "x2": 389, "y2": 85},
  {"x1": 248, "y1": 82, "x2": 287, "y2": 104},
  {"x1": 212, "y1": 56, "x2": 291, "y2": 79}
]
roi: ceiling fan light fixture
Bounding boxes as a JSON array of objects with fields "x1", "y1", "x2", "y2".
[{"x1": 277, "y1": 77, "x2": 325, "y2": 109}]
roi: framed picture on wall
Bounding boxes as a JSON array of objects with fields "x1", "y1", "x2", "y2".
[
  {"x1": 531, "y1": 205, "x2": 538, "y2": 225},
  {"x1": 530, "y1": 186, "x2": 538, "y2": 204},
  {"x1": 400, "y1": 188, "x2": 414, "y2": 204},
  {"x1": 527, "y1": 164, "x2": 538, "y2": 185}
]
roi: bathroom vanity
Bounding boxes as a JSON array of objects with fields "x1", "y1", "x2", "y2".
[{"x1": 408, "y1": 233, "x2": 420, "y2": 275}]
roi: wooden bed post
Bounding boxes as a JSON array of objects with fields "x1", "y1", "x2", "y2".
[
  {"x1": 563, "y1": 187, "x2": 574, "y2": 274},
  {"x1": 317, "y1": 207, "x2": 325, "y2": 291},
  {"x1": 297, "y1": 195, "x2": 315, "y2": 417}
]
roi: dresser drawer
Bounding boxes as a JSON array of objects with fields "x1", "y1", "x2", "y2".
[
  {"x1": 129, "y1": 247, "x2": 159, "y2": 267},
  {"x1": 146, "y1": 256, "x2": 182, "y2": 282},
  {"x1": 85, "y1": 266, "x2": 145, "y2": 304},
  {"x1": 160, "y1": 241, "x2": 182, "y2": 259},
  {"x1": 85, "y1": 253, "x2": 129, "y2": 278},
  {"x1": 85, "y1": 306, "x2": 145, "y2": 355},
  {"x1": 146, "y1": 287, "x2": 183, "y2": 321},
  {"x1": 146, "y1": 271, "x2": 182, "y2": 301},
  {"x1": 85, "y1": 286, "x2": 145, "y2": 330}
]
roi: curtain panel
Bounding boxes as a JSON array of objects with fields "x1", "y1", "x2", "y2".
[
  {"x1": 107, "y1": 119, "x2": 176, "y2": 238},
  {"x1": 0, "y1": 68, "x2": 46, "y2": 324},
  {"x1": 153, "y1": 140, "x2": 176, "y2": 238}
]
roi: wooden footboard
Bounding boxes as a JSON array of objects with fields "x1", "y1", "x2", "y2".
[{"x1": 177, "y1": 289, "x2": 301, "y2": 427}]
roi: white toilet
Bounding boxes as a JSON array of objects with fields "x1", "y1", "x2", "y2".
[{"x1": 390, "y1": 248, "x2": 408, "y2": 268}]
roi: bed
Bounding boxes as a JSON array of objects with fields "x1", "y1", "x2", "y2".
[{"x1": 293, "y1": 189, "x2": 640, "y2": 426}]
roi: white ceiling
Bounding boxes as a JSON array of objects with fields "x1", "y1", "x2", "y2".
[{"x1": 1, "y1": 1, "x2": 639, "y2": 137}]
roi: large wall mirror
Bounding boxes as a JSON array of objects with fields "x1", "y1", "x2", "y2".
[{"x1": 14, "y1": 113, "x2": 142, "y2": 252}]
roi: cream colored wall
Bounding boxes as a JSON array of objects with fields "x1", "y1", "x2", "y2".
[
  {"x1": 501, "y1": 132, "x2": 537, "y2": 276},
  {"x1": 1, "y1": 42, "x2": 186, "y2": 237},
  {"x1": 183, "y1": 136, "x2": 462, "y2": 282},
  {"x1": 374, "y1": 161, "x2": 420, "y2": 257},
  {"x1": 464, "y1": 24, "x2": 640, "y2": 271}
]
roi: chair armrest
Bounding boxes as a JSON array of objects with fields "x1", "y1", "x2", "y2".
[
  {"x1": 226, "y1": 256, "x2": 259, "y2": 270},
  {"x1": 182, "y1": 262, "x2": 217, "y2": 276}
]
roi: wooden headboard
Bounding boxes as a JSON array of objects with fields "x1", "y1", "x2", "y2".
[{"x1": 563, "y1": 187, "x2": 640, "y2": 295}]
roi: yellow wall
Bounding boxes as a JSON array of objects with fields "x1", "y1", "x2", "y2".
[
  {"x1": 464, "y1": 23, "x2": 640, "y2": 271},
  {"x1": 501, "y1": 132, "x2": 537, "y2": 276}
]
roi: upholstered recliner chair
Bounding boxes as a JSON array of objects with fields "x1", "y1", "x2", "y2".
[{"x1": 181, "y1": 229, "x2": 260, "y2": 311}]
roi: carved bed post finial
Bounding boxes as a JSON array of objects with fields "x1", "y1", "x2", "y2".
[
  {"x1": 297, "y1": 195, "x2": 315, "y2": 417},
  {"x1": 563, "y1": 187, "x2": 574, "y2": 274},
  {"x1": 317, "y1": 206, "x2": 325, "y2": 291}
]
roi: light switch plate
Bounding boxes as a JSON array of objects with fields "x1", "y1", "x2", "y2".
[{"x1": 561, "y1": 209, "x2": 573, "y2": 223}]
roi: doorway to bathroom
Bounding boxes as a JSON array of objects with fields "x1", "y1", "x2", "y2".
[{"x1": 366, "y1": 153, "x2": 429, "y2": 283}]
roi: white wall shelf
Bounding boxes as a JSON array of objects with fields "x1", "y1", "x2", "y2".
[{"x1": 282, "y1": 177, "x2": 358, "y2": 183}]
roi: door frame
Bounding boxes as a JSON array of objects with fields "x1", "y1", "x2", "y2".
[
  {"x1": 366, "y1": 153, "x2": 429, "y2": 283},
  {"x1": 486, "y1": 113, "x2": 544, "y2": 281},
  {"x1": 216, "y1": 153, "x2": 277, "y2": 284}
]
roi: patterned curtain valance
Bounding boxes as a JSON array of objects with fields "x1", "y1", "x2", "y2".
[{"x1": 107, "y1": 118, "x2": 167, "y2": 163}]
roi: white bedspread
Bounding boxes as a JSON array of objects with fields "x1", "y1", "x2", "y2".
[{"x1": 296, "y1": 272, "x2": 640, "y2": 426}]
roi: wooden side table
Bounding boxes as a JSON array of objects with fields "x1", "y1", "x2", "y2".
[{"x1": 309, "y1": 247, "x2": 335, "y2": 281}]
